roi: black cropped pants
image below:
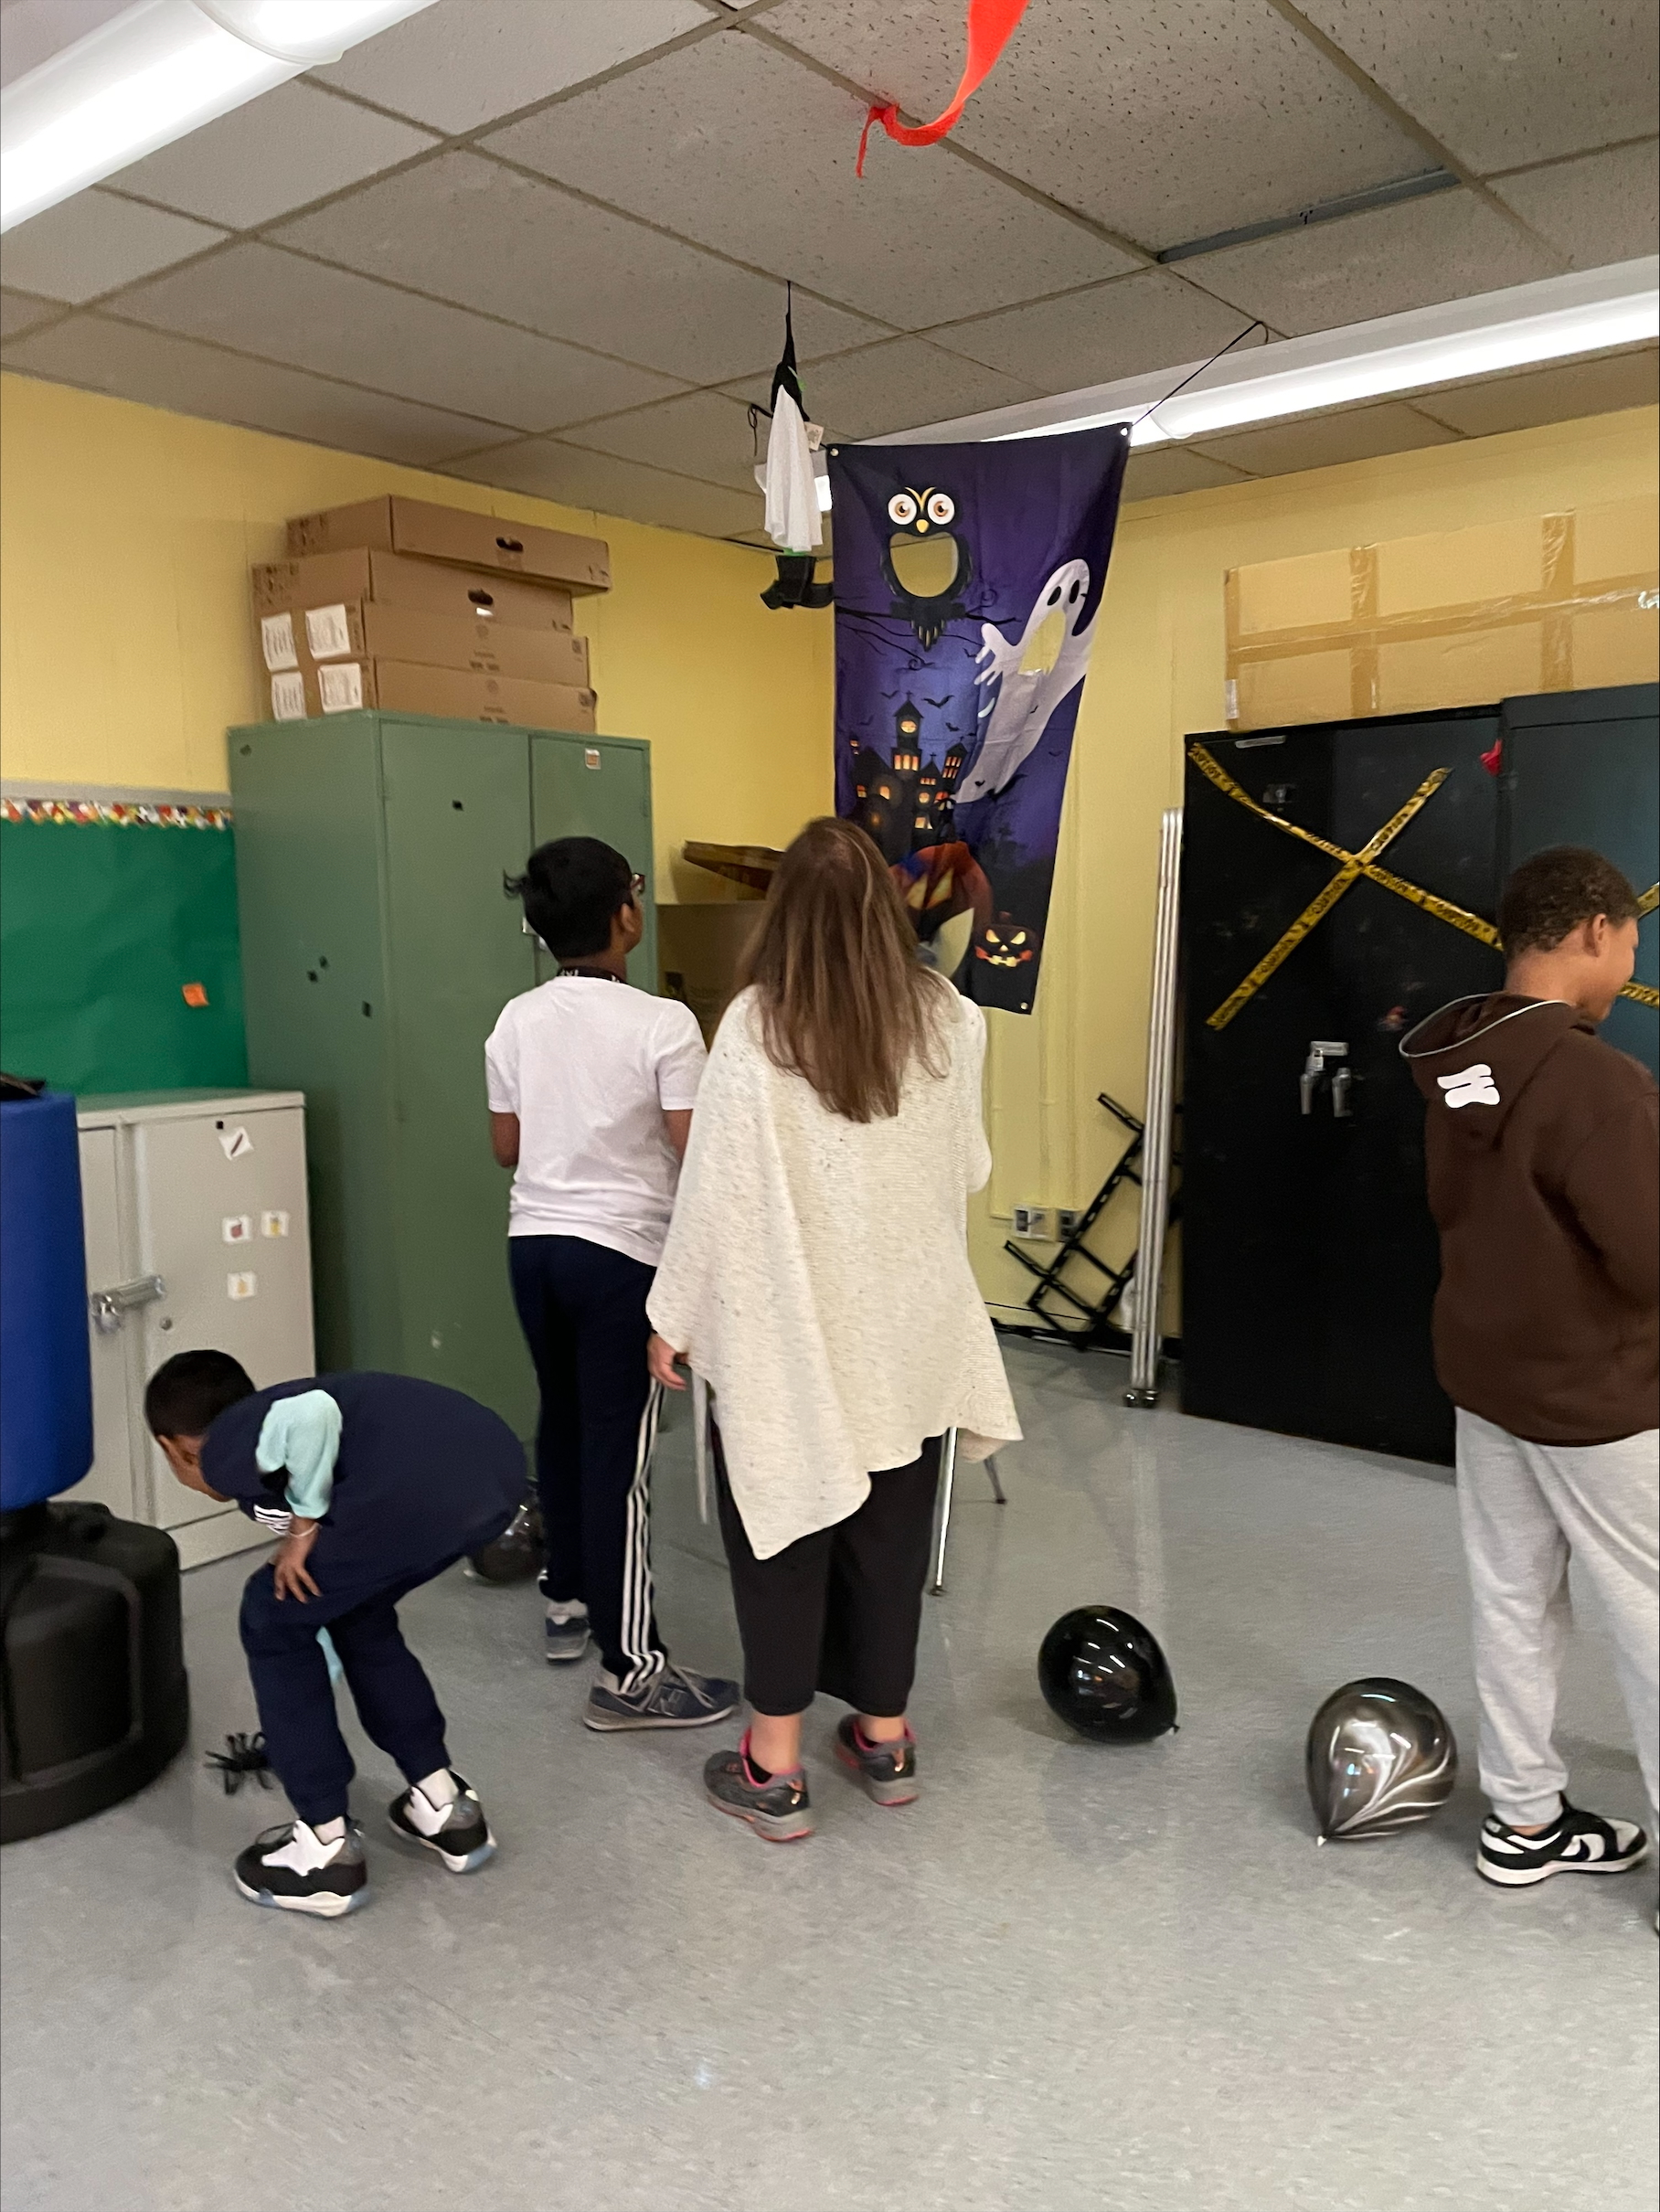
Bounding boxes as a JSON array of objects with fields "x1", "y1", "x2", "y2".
[{"x1": 714, "y1": 1428, "x2": 941, "y2": 1717}]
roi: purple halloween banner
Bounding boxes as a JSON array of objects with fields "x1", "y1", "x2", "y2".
[{"x1": 830, "y1": 424, "x2": 1128, "y2": 1013}]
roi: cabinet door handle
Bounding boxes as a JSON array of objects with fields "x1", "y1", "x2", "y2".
[{"x1": 89, "y1": 1275, "x2": 166, "y2": 1334}]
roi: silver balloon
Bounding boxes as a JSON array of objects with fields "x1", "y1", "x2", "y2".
[{"x1": 1305, "y1": 1676, "x2": 1457, "y2": 1843}]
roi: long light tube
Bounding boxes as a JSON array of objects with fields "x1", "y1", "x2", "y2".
[
  {"x1": 1, "y1": 0, "x2": 439, "y2": 232},
  {"x1": 866, "y1": 261, "x2": 1660, "y2": 454}
]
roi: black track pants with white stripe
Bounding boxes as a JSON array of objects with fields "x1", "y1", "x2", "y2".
[{"x1": 508, "y1": 1234, "x2": 665, "y2": 1693}]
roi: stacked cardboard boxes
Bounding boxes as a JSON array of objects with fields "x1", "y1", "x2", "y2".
[{"x1": 250, "y1": 495, "x2": 609, "y2": 732}]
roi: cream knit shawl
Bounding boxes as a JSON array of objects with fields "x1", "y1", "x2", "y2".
[{"x1": 648, "y1": 983, "x2": 1021, "y2": 1560}]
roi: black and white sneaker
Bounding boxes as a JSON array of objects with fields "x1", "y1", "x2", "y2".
[
  {"x1": 1476, "y1": 1799, "x2": 1650, "y2": 1887},
  {"x1": 234, "y1": 1819, "x2": 367, "y2": 1917},
  {"x1": 387, "y1": 1771, "x2": 496, "y2": 1873}
]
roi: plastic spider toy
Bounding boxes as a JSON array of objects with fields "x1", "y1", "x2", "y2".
[{"x1": 205, "y1": 1732, "x2": 274, "y2": 1795}]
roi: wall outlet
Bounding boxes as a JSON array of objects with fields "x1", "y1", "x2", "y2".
[
  {"x1": 1055, "y1": 1209, "x2": 1081, "y2": 1238},
  {"x1": 1010, "y1": 1206, "x2": 1051, "y2": 1239}
]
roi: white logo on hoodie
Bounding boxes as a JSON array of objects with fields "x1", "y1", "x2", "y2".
[{"x1": 1439, "y1": 1062, "x2": 1501, "y2": 1109}]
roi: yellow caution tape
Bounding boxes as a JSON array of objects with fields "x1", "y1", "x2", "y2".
[{"x1": 1190, "y1": 744, "x2": 1658, "y2": 1025}]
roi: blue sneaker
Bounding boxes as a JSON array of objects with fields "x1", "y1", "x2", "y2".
[{"x1": 584, "y1": 1663, "x2": 739, "y2": 1732}]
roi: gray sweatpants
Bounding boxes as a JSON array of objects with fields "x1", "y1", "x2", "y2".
[{"x1": 1456, "y1": 1409, "x2": 1659, "y2": 1830}]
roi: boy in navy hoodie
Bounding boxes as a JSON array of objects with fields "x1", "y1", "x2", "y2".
[{"x1": 146, "y1": 1350, "x2": 524, "y2": 1918}]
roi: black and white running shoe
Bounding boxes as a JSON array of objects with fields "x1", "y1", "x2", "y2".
[
  {"x1": 388, "y1": 1771, "x2": 496, "y2": 1873},
  {"x1": 1476, "y1": 1799, "x2": 1650, "y2": 1887},
  {"x1": 234, "y1": 1819, "x2": 367, "y2": 1916}
]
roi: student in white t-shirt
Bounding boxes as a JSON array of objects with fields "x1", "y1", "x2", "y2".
[{"x1": 487, "y1": 838, "x2": 738, "y2": 1733}]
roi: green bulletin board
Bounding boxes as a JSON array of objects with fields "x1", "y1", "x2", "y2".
[{"x1": 0, "y1": 800, "x2": 249, "y2": 1093}]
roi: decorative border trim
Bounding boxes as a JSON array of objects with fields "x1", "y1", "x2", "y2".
[
  {"x1": 2, "y1": 798, "x2": 233, "y2": 829},
  {"x1": 0, "y1": 796, "x2": 235, "y2": 831}
]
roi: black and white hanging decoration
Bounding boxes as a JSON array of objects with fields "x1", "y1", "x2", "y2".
[{"x1": 753, "y1": 288, "x2": 832, "y2": 611}]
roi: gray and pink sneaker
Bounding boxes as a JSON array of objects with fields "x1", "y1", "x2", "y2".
[
  {"x1": 703, "y1": 1733, "x2": 815, "y2": 1842},
  {"x1": 834, "y1": 1714, "x2": 919, "y2": 1806}
]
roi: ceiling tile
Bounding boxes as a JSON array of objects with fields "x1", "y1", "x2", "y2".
[
  {"x1": 926, "y1": 269, "x2": 1266, "y2": 392},
  {"x1": 765, "y1": 0, "x2": 1428, "y2": 251},
  {"x1": 1297, "y1": 1, "x2": 1660, "y2": 174},
  {"x1": 484, "y1": 33, "x2": 1138, "y2": 328},
  {"x1": 442, "y1": 438, "x2": 766, "y2": 538},
  {"x1": 107, "y1": 81, "x2": 438, "y2": 231},
  {"x1": 1185, "y1": 189, "x2": 1561, "y2": 335},
  {"x1": 314, "y1": 0, "x2": 709, "y2": 133},
  {"x1": 273, "y1": 151, "x2": 888, "y2": 383},
  {"x1": 1120, "y1": 447, "x2": 1252, "y2": 500},
  {"x1": 0, "y1": 190, "x2": 225, "y2": 304},
  {"x1": 0, "y1": 315, "x2": 500, "y2": 464},
  {"x1": 1410, "y1": 346, "x2": 1660, "y2": 439},
  {"x1": 1190, "y1": 399, "x2": 1462, "y2": 476},
  {"x1": 1, "y1": 0, "x2": 130, "y2": 90},
  {"x1": 113, "y1": 242, "x2": 686, "y2": 432},
  {"x1": 0, "y1": 288, "x2": 64, "y2": 339},
  {"x1": 562, "y1": 390, "x2": 763, "y2": 489},
  {"x1": 1490, "y1": 142, "x2": 1660, "y2": 270},
  {"x1": 725, "y1": 337, "x2": 1040, "y2": 440}
]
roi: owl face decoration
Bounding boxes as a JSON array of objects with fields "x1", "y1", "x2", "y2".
[
  {"x1": 882, "y1": 485, "x2": 974, "y2": 648},
  {"x1": 888, "y1": 488, "x2": 957, "y2": 535}
]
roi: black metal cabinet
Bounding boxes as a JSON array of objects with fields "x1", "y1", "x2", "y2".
[
  {"x1": 1181, "y1": 707, "x2": 1503, "y2": 1464},
  {"x1": 1501, "y1": 683, "x2": 1658, "y2": 1078},
  {"x1": 1180, "y1": 683, "x2": 1658, "y2": 1465}
]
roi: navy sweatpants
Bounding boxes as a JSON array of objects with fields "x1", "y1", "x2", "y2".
[
  {"x1": 508, "y1": 1234, "x2": 665, "y2": 1692},
  {"x1": 239, "y1": 1556, "x2": 458, "y2": 1827}
]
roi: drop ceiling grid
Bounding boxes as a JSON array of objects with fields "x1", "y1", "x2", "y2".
[{"x1": 0, "y1": 0, "x2": 1653, "y2": 537}]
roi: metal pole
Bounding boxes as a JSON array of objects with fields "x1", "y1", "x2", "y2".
[
  {"x1": 930, "y1": 1426, "x2": 960, "y2": 1593},
  {"x1": 1128, "y1": 807, "x2": 1183, "y2": 1407}
]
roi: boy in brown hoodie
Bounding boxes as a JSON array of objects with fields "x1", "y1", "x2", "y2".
[{"x1": 1403, "y1": 846, "x2": 1656, "y2": 1895}]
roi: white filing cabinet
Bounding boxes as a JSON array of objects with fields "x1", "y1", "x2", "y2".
[{"x1": 70, "y1": 1090, "x2": 316, "y2": 1569}]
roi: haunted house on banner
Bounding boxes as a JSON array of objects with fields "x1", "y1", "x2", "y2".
[{"x1": 831, "y1": 425, "x2": 1128, "y2": 1012}]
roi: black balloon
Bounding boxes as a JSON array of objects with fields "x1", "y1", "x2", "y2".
[
  {"x1": 467, "y1": 1494, "x2": 545, "y2": 1585},
  {"x1": 1038, "y1": 1605, "x2": 1177, "y2": 1742}
]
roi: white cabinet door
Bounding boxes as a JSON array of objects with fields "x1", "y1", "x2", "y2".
[
  {"x1": 64, "y1": 1124, "x2": 138, "y2": 1517},
  {"x1": 133, "y1": 1104, "x2": 316, "y2": 1530}
]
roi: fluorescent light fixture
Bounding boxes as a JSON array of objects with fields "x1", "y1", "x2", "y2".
[
  {"x1": 868, "y1": 261, "x2": 1659, "y2": 452},
  {"x1": 1, "y1": 0, "x2": 440, "y2": 231}
]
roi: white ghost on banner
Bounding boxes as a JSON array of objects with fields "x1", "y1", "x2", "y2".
[{"x1": 960, "y1": 559, "x2": 1098, "y2": 802}]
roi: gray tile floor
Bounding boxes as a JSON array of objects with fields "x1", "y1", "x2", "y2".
[{"x1": 3, "y1": 1339, "x2": 1655, "y2": 2212}]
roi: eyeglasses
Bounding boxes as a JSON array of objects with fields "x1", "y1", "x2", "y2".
[{"x1": 630, "y1": 873, "x2": 646, "y2": 897}]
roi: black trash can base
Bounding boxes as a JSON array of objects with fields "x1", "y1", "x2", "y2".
[{"x1": 1, "y1": 1503, "x2": 190, "y2": 1845}]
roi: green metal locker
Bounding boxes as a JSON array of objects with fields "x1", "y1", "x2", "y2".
[{"x1": 229, "y1": 709, "x2": 658, "y2": 1434}]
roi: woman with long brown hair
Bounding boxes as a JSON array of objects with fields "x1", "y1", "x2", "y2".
[{"x1": 646, "y1": 817, "x2": 1019, "y2": 1840}]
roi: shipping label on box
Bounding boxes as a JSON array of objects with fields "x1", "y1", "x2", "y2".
[
  {"x1": 304, "y1": 602, "x2": 357, "y2": 660},
  {"x1": 1224, "y1": 496, "x2": 1659, "y2": 728},
  {"x1": 260, "y1": 611, "x2": 299, "y2": 671},
  {"x1": 270, "y1": 670, "x2": 307, "y2": 721},
  {"x1": 283, "y1": 495, "x2": 610, "y2": 593},
  {"x1": 318, "y1": 663, "x2": 366, "y2": 713},
  {"x1": 252, "y1": 548, "x2": 574, "y2": 630}
]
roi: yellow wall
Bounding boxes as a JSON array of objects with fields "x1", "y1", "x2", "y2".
[
  {"x1": 974, "y1": 403, "x2": 1660, "y2": 1324},
  {"x1": 5, "y1": 371, "x2": 1653, "y2": 1324},
  {"x1": 0, "y1": 372, "x2": 833, "y2": 892}
]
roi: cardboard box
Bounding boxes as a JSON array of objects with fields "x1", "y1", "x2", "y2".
[
  {"x1": 284, "y1": 495, "x2": 610, "y2": 594},
  {"x1": 252, "y1": 548, "x2": 574, "y2": 631},
  {"x1": 1225, "y1": 495, "x2": 1659, "y2": 728},
  {"x1": 269, "y1": 661, "x2": 597, "y2": 732},
  {"x1": 657, "y1": 902, "x2": 763, "y2": 1042},
  {"x1": 258, "y1": 599, "x2": 589, "y2": 686}
]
